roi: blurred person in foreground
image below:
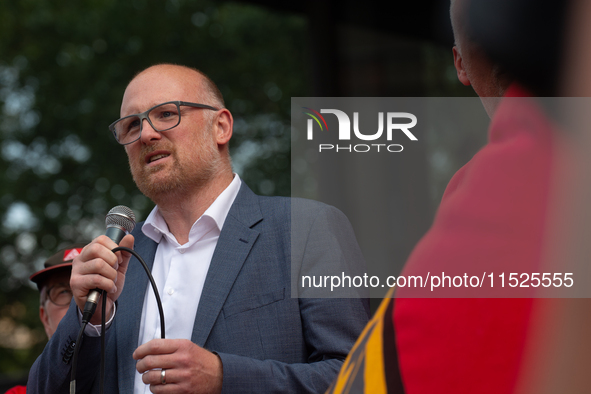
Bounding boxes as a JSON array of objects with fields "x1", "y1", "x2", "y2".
[
  {"x1": 469, "y1": 0, "x2": 591, "y2": 393},
  {"x1": 328, "y1": 0, "x2": 571, "y2": 393},
  {"x1": 27, "y1": 64, "x2": 369, "y2": 393},
  {"x1": 4, "y1": 244, "x2": 84, "y2": 394}
]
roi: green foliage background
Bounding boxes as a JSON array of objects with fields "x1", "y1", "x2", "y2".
[{"x1": 0, "y1": 0, "x2": 306, "y2": 378}]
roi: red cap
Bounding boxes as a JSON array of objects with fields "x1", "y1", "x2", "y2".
[{"x1": 29, "y1": 244, "x2": 86, "y2": 289}]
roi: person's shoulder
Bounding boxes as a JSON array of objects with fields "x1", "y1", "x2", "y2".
[
  {"x1": 256, "y1": 194, "x2": 341, "y2": 215},
  {"x1": 256, "y1": 196, "x2": 353, "y2": 236},
  {"x1": 237, "y1": 182, "x2": 346, "y2": 221}
]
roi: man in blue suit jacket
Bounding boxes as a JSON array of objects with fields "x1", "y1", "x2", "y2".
[{"x1": 27, "y1": 64, "x2": 369, "y2": 393}]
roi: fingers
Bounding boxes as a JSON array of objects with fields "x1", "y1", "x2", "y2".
[
  {"x1": 134, "y1": 340, "x2": 223, "y2": 394},
  {"x1": 141, "y1": 369, "x2": 180, "y2": 394},
  {"x1": 142, "y1": 368, "x2": 174, "y2": 387},
  {"x1": 120, "y1": 233, "x2": 135, "y2": 250},
  {"x1": 70, "y1": 235, "x2": 133, "y2": 312},
  {"x1": 133, "y1": 339, "x2": 178, "y2": 363},
  {"x1": 134, "y1": 341, "x2": 178, "y2": 379},
  {"x1": 136, "y1": 354, "x2": 176, "y2": 376}
]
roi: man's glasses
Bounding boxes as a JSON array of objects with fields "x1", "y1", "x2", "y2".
[
  {"x1": 109, "y1": 101, "x2": 218, "y2": 145},
  {"x1": 45, "y1": 284, "x2": 73, "y2": 307}
]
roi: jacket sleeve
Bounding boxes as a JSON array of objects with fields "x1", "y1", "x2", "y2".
[{"x1": 27, "y1": 301, "x2": 102, "y2": 393}]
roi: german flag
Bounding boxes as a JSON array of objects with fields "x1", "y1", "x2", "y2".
[{"x1": 327, "y1": 288, "x2": 404, "y2": 394}]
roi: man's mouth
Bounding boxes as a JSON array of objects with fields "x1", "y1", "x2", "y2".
[{"x1": 145, "y1": 152, "x2": 171, "y2": 164}]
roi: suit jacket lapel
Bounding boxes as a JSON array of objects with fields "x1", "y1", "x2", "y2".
[
  {"x1": 191, "y1": 183, "x2": 262, "y2": 346},
  {"x1": 116, "y1": 231, "x2": 158, "y2": 393}
]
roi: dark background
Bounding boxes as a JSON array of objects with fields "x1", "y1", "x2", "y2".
[{"x1": 0, "y1": 0, "x2": 482, "y2": 388}]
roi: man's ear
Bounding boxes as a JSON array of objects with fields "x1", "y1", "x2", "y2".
[
  {"x1": 39, "y1": 306, "x2": 52, "y2": 338},
  {"x1": 214, "y1": 109, "x2": 233, "y2": 146},
  {"x1": 453, "y1": 46, "x2": 471, "y2": 86}
]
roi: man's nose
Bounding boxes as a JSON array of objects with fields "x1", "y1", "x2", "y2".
[{"x1": 139, "y1": 118, "x2": 162, "y2": 144}]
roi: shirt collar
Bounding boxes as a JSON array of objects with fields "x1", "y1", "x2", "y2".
[{"x1": 142, "y1": 174, "x2": 242, "y2": 244}]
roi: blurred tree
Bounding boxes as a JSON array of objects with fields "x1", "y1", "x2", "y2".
[{"x1": 0, "y1": 0, "x2": 307, "y2": 378}]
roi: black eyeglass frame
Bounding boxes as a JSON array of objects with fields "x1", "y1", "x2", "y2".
[
  {"x1": 109, "y1": 100, "x2": 219, "y2": 145},
  {"x1": 44, "y1": 284, "x2": 74, "y2": 307}
]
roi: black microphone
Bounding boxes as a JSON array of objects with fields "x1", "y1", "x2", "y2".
[{"x1": 82, "y1": 205, "x2": 136, "y2": 323}]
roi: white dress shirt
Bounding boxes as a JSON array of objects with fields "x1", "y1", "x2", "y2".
[{"x1": 134, "y1": 175, "x2": 241, "y2": 394}]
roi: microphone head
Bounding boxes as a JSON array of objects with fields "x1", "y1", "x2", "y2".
[{"x1": 105, "y1": 205, "x2": 136, "y2": 234}]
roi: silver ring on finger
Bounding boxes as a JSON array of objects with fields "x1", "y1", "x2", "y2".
[{"x1": 161, "y1": 369, "x2": 166, "y2": 385}]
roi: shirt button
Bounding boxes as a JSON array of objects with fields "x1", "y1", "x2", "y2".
[
  {"x1": 167, "y1": 288, "x2": 174, "y2": 295},
  {"x1": 178, "y1": 249, "x2": 186, "y2": 254}
]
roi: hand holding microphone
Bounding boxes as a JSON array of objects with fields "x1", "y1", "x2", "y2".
[{"x1": 70, "y1": 206, "x2": 136, "y2": 325}]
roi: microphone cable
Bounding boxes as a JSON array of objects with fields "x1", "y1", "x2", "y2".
[{"x1": 70, "y1": 246, "x2": 165, "y2": 394}]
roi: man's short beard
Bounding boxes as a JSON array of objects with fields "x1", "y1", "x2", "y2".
[
  {"x1": 132, "y1": 156, "x2": 185, "y2": 201},
  {"x1": 129, "y1": 139, "x2": 221, "y2": 204}
]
